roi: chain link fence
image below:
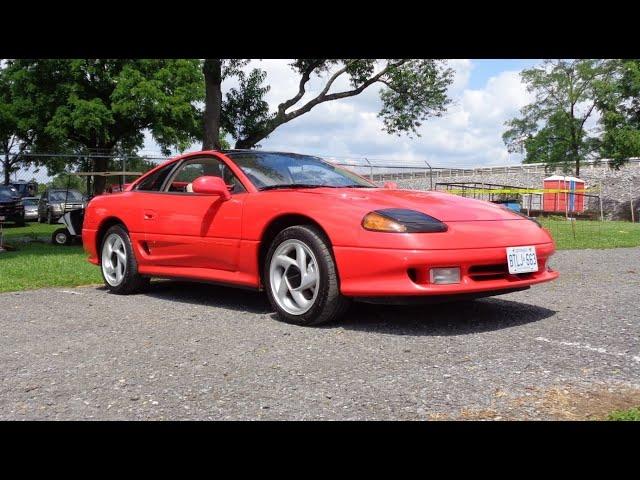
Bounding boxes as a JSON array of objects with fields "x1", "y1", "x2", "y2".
[{"x1": 2, "y1": 152, "x2": 639, "y2": 250}]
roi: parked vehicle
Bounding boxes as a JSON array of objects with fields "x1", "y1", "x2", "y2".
[
  {"x1": 22, "y1": 197, "x2": 39, "y2": 221},
  {"x1": 10, "y1": 180, "x2": 38, "y2": 198},
  {"x1": 38, "y1": 189, "x2": 86, "y2": 224},
  {"x1": 0, "y1": 185, "x2": 25, "y2": 226},
  {"x1": 50, "y1": 172, "x2": 142, "y2": 246},
  {"x1": 82, "y1": 150, "x2": 559, "y2": 326}
]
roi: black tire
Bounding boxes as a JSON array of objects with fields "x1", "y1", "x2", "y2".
[
  {"x1": 51, "y1": 228, "x2": 71, "y2": 246},
  {"x1": 99, "y1": 224, "x2": 150, "y2": 295},
  {"x1": 264, "y1": 225, "x2": 350, "y2": 326}
]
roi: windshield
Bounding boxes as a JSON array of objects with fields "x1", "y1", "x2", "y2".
[
  {"x1": 226, "y1": 152, "x2": 375, "y2": 190},
  {"x1": 0, "y1": 187, "x2": 18, "y2": 200},
  {"x1": 23, "y1": 198, "x2": 38, "y2": 206},
  {"x1": 49, "y1": 190, "x2": 84, "y2": 202}
]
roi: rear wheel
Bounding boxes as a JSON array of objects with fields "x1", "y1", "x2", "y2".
[
  {"x1": 265, "y1": 225, "x2": 350, "y2": 326},
  {"x1": 52, "y1": 228, "x2": 71, "y2": 246},
  {"x1": 100, "y1": 225, "x2": 149, "y2": 294}
]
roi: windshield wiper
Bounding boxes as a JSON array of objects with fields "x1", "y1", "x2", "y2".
[
  {"x1": 259, "y1": 184, "x2": 331, "y2": 191},
  {"x1": 259, "y1": 183, "x2": 374, "y2": 191}
]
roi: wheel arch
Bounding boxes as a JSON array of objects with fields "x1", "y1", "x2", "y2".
[
  {"x1": 95, "y1": 216, "x2": 129, "y2": 262},
  {"x1": 257, "y1": 213, "x2": 334, "y2": 286}
]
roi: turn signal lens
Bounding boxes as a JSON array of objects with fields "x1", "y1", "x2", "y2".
[{"x1": 362, "y1": 212, "x2": 407, "y2": 232}]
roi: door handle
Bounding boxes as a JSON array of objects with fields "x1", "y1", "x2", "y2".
[{"x1": 143, "y1": 210, "x2": 157, "y2": 220}]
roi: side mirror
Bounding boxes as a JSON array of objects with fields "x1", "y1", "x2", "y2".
[
  {"x1": 191, "y1": 176, "x2": 231, "y2": 201},
  {"x1": 384, "y1": 181, "x2": 398, "y2": 189}
]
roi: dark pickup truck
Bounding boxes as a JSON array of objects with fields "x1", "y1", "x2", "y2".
[{"x1": 0, "y1": 185, "x2": 26, "y2": 226}]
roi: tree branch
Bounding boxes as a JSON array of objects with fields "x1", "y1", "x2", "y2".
[
  {"x1": 316, "y1": 59, "x2": 358, "y2": 98},
  {"x1": 236, "y1": 59, "x2": 408, "y2": 149},
  {"x1": 579, "y1": 102, "x2": 597, "y2": 132},
  {"x1": 285, "y1": 60, "x2": 407, "y2": 122},
  {"x1": 276, "y1": 60, "x2": 324, "y2": 116}
]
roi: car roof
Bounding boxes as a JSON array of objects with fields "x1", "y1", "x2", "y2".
[{"x1": 220, "y1": 149, "x2": 320, "y2": 157}]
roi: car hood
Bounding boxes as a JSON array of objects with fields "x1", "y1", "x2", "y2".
[{"x1": 295, "y1": 187, "x2": 522, "y2": 222}]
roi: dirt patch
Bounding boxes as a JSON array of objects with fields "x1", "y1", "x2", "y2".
[
  {"x1": 458, "y1": 408, "x2": 502, "y2": 420},
  {"x1": 510, "y1": 384, "x2": 640, "y2": 420}
]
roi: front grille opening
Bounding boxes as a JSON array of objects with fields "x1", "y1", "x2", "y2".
[{"x1": 468, "y1": 264, "x2": 508, "y2": 281}]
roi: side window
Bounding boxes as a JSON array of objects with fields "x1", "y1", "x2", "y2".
[
  {"x1": 165, "y1": 157, "x2": 246, "y2": 194},
  {"x1": 173, "y1": 162, "x2": 210, "y2": 184},
  {"x1": 136, "y1": 162, "x2": 177, "y2": 191}
]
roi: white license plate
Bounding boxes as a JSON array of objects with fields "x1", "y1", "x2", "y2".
[{"x1": 506, "y1": 246, "x2": 538, "y2": 274}]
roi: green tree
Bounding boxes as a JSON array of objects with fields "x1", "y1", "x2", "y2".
[
  {"x1": 597, "y1": 59, "x2": 640, "y2": 168},
  {"x1": 202, "y1": 59, "x2": 454, "y2": 150},
  {"x1": 6, "y1": 59, "x2": 205, "y2": 193},
  {"x1": 49, "y1": 172, "x2": 85, "y2": 193},
  {"x1": 0, "y1": 64, "x2": 34, "y2": 185},
  {"x1": 503, "y1": 59, "x2": 616, "y2": 177}
]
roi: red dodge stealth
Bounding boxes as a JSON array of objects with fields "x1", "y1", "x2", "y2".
[{"x1": 82, "y1": 150, "x2": 559, "y2": 326}]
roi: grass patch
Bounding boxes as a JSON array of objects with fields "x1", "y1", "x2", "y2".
[
  {"x1": 1, "y1": 222, "x2": 58, "y2": 243},
  {"x1": 539, "y1": 218, "x2": 640, "y2": 250},
  {"x1": 0, "y1": 242, "x2": 101, "y2": 293},
  {"x1": 608, "y1": 406, "x2": 640, "y2": 421}
]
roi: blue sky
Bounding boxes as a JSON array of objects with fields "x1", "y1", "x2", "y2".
[
  {"x1": 145, "y1": 59, "x2": 544, "y2": 168},
  {"x1": 466, "y1": 59, "x2": 540, "y2": 88}
]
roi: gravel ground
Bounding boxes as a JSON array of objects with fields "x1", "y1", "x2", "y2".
[{"x1": 1, "y1": 248, "x2": 639, "y2": 420}]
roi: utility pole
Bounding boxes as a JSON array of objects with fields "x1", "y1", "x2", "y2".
[
  {"x1": 631, "y1": 184, "x2": 636, "y2": 223},
  {"x1": 122, "y1": 155, "x2": 126, "y2": 189}
]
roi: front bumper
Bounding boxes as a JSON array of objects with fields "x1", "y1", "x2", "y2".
[
  {"x1": 82, "y1": 227, "x2": 99, "y2": 264},
  {"x1": 0, "y1": 207, "x2": 24, "y2": 223},
  {"x1": 333, "y1": 243, "x2": 558, "y2": 297}
]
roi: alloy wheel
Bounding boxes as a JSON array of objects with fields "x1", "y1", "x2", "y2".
[{"x1": 269, "y1": 239, "x2": 320, "y2": 315}]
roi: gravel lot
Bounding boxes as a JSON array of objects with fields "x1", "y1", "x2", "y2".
[{"x1": 1, "y1": 248, "x2": 639, "y2": 420}]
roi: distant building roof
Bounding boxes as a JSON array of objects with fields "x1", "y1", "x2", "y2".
[{"x1": 543, "y1": 175, "x2": 585, "y2": 183}]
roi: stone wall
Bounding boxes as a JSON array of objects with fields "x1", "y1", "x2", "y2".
[{"x1": 369, "y1": 160, "x2": 640, "y2": 221}]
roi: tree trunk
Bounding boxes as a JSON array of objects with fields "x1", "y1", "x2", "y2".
[
  {"x1": 92, "y1": 157, "x2": 108, "y2": 195},
  {"x1": 3, "y1": 158, "x2": 10, "y2": 185},
  {"x1": 202, "y1": 59, "x2": 223, "y2": 151}
]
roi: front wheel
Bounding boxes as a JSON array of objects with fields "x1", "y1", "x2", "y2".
[
  {"x1": 265, "y1": 225, "x2": 350, "y2": 326},
  {"x1": 100, "y1": 225, "x2": 149, "y2": 294}
]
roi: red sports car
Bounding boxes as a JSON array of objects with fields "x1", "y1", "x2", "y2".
[{"x1": 82, "y1": 150, "x2": 559, "y2": 326}]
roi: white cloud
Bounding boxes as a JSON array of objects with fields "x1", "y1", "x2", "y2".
[
  {"x1": 259, "y1": 61, "x2": 534, "y2": 167},
  {"x1": 146, "y1": 59, "x2": 538, "y2": 168}
]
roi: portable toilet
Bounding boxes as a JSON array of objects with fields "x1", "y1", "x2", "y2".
[{"x1": 542, "y1": 175, "x2": 586, "y2": 213}]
